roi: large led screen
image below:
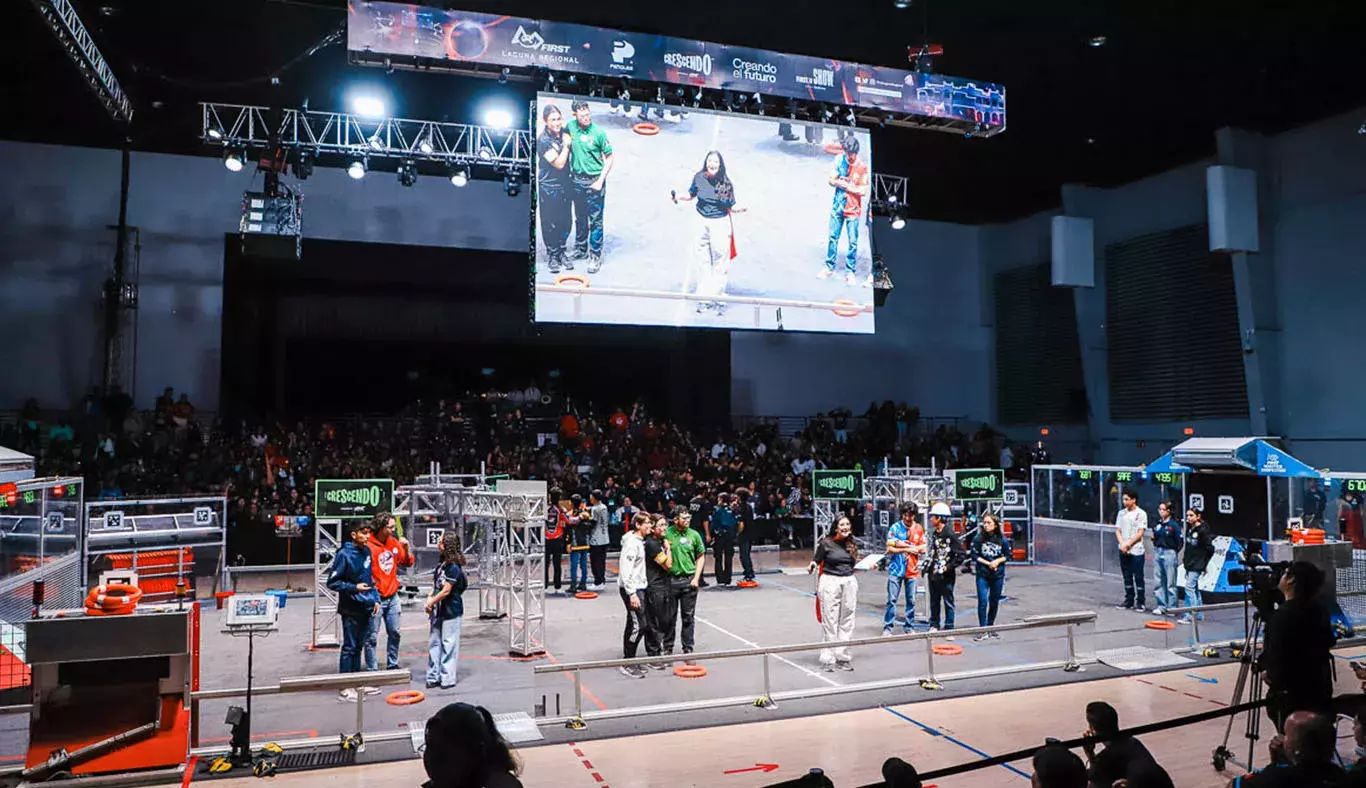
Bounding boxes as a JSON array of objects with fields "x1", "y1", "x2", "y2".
[{"x1": 533, "y1": 94, "x2": 875, "y2": 333}]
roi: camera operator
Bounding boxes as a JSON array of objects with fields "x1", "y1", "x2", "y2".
[{"x1": 1261, "y1": 560, "x2": 1336, "y2": 732}]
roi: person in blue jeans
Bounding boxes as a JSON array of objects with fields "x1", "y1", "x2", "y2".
[
  {"x1": 883, "y1": 503, "x2": 926, "y2": 635},
  {"x1": 1179, "y1": 508, "x2": 1214, "y2": 624},
  {"x1": 326, "y1": 520, "x2": 380, "y2": 701},
  {"x1": 924, "y1": 503, "x2": 965, "y2": 635},
  {"x1": 567, "y1": 494, "x2": 591, "y2": 594},
  {"x1": 1150, "y1": 500, "x2": 1183, "y2": 615},
  {"x1": 819, "y1": 133, "x2": 870, "y2": 285},
  {"x1": 970, "y1": 514, "x2": 1012, "y2": 640},
  {"x1": 425, "y1": 532, "x2": 468, "y2": 689}
]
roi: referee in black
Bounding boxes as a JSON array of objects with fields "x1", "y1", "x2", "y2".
[{"x1": 1261, "y1": 560, "x2": 1336, "y2": 732}]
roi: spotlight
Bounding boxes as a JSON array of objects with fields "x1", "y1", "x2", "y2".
[
  {"x1": 887, "y1": 194, "x2": 898, "y2": 206},
  {"x1": 503, "y1": 171, "x2": 520, "y2": 197},
  {"x1": 207, "y1": 124, "x2": 224, "y2": 142},
  {"x1": 846, "y1": 108, "x2": 857, "y2": 125},
  {"x1": 499, "y1": 66, "x2": 510, "y2": 84},
  {"x1": 891, "y1": 211, "x2": 906, "y2": 230},
  {"x1": 347, "y1": 156, "x2": 366, "y2": 180},
  {"x1": 894, "y1": 0, "x2": 911, "y2": 7},
  {"x1": 397, "y1": 160, "x2": 418, "y2": 187},
  {"x1": 485, "y1": 108, "x2": 513, "y2": 130},
  {"x1": 351, "y1": 95, "x2": 386, "y2": 119},
  {"x1": 367, "y1": 132, "x2": 384, "y2": 151},
  {"x1": 477, "y1": 146, "x2": 494, "y2": 161},
  {"x1": 418, "y1": 131, "x2": 434, "y2": 155},
  {"x1": 1088, "y1": 36, "x2": 1107, "y2": 47},
  {"x1": 223, "y1": 148, "x2": 244, "y2": 172},
  {"x1": 449, "y1": 166, "x2": 468, "y2": 187},
  {"x1": 1358, "y1": 121, "x2": 1366, "y2": 135},
  {"x1": 567, "y1": 73, "x2": 577, "y2": 85},
  {"x1": 822, "y1": 104, "x2": 834, "y2": 122},
  {"x1": 294, "y1": 148, "x2": 314, "y2": 179}
]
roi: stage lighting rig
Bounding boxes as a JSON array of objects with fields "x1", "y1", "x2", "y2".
[
  {"x1": 27, "y1": 0, "x2": 133, "y2": 123},
  {"x1": 449, "y1": 166, "x2": 469, "y2": 187},
  {"x1": 894, "y1": 0, "x2": 912, "y2": 7},
  {"x1": 294, "y1": 148, "x2": 314, "y2": 180},
  {"x1": 397, "y1": 159, "x2": 418, "y2": 187},
  {"x1": 503, "y1": 171, "x2": 521, "y2": 197},
  {"x1": 347, "y1": 156, "x2": 367, "y2": 180},
  {"x1": 224, "y1": 149, "x2": 245, "y2": 172}
]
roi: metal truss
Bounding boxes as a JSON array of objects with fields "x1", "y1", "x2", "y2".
[
  {"x1": 871, "y1": 174, "x2": 908, "y2": 213},
  {"x1": 30, "y1": 0, "x2": 133, "y2": 124},
  {"x1": 312, "y1": 518, "x2": 344, "y2": 648},
  {"x1": 201, "y1": 103, "x2": 532, "y2": 171},
  {"x1": 813, "y1": 499, "x2": 835, "y2": 547}
]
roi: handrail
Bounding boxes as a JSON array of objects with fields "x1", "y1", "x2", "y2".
[{"x1": 1164, "y1": 588, "x2": 1366, "y2": 648}]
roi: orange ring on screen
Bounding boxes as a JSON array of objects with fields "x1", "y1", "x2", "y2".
[
  {"x1": 633, "y1": 122, "x2": 661, "y2": 135},
  {"x1": 554, "y1": 274, "x2": 590, "y2": 288},
  {"x1": 736, "y1": 580, "x2": 759, "y2": 588},
  {"x1": 1145, "y1": 620, "x2": 1176, "y2": 630},
  {"x1": 823, "y1": 141, "x2": 845, "y2": 155},
  {"x1": 673, "y1": 665, "x2": 708, "y2": 678},
  {"x1": 574, "y1": 591, "x2": 599, "y2": 600},
  {"x1": 931, "y1": 644, "x2": 963, "y2": 656},
  {"x1": 831, "y1": 300, "x2": 862, "y2": 318},
  {"x1": 386, "y1": 690, "x2": 426, "y2": 706}
]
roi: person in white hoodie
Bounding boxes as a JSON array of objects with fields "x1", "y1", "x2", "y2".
[{"x1": 617, "y1": 511, "x2": 653, "y2": 678}]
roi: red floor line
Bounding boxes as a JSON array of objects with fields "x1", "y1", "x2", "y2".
[
  {"x1": 1158, "y1": 685, "x2": 1178, "y2": 693},
  {"x1": 181, "y1": 755, "x2": 199, "y2": 788},
  {"x1": 545, "y1": 652, "x2": 609, "y2": 712},
  {"x1": 1184, "y1": 692, "x2": 1203, "y2": 700},
  {"x1": 573, "y1": 749, "x2": 585, "y2": 757},
  {"x1": 568, "y1": 743, "x2": 611, "y2": 787},
  {"x1": 592, "y1": 773, "x2": 604, "y2": 783}
]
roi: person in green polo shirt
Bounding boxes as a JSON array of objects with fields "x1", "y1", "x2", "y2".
[
  {"x1": 661, "y1": 509, "x2": 706, "y2": 658},
  {"x1": 568, "y1": 100, "x2": 614, "y2": 274}
]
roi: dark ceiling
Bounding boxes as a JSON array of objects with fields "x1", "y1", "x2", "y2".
[{"x1": 4, "y1": 0, "x2": 1363, "y2": 223}]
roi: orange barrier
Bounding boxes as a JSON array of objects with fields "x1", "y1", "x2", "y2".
[
  {"x1": 673, "y1": 665, "x2": 707, "y2": 679},
  {"x1": 931, "y1": 644, "x2": 963, "y2": 656},
  {"x1": 633, "y1": 122, "x2": 661, "y2": 136},
  {"x1": 214, "y1": 591, "x2": 235, "y2": 610},
  {"x1": 574, "y1": 591, "x2": 599, "y2": 600},
  {"x1": 84, "y1": 583, "x2": 143, "y2": 616},
  {"x1": 1145, "y1": 620, "x2": 1176, "y2": 631},
  {"x1": 386, "y1": 690, "x2": 425, "y2": 706}
]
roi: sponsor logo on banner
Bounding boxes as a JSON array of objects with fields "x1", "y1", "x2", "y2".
[
  {"x1": 732, "y1": 57, "x2": 778, "y2": 84},
  {"x1": 511, "y1": 25, "x2": 571, "y2": 54},
  {"x1": 664, "y1": 51, "x2": 712, "y2": 76},
  {"x1": 610, "y1": 39, "x2": 635, "y2": 72},
  {"x1": 504, "y1": 24, "x2": 579, "y2": 66},
  {"x1": 796, "y1": 66, "x2": 835, "y2": 88},
  {"x1": 1260, "y1": 451, "x2": 1285, "y2": 475}
]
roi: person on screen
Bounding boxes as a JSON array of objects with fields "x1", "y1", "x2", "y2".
[
  {"x1": 673, "y1": 150, "x2": 746, "y2": 314},
  {"x1": 537, "y1": 104, "x2": 574, "y2": 274},
  {"x1": 819, "y1": 133, "x2": 870, "y2": 286},
  {"x1": 568, "y1": 100, "x2": 613, "y2": 274}
]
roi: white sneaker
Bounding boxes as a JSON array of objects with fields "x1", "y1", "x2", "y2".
[
  {"x1": 881, "y1": 630, "x2": 894, "y2": 638},
  {"x1": 1153, "y1": 606, "x2": 1165, "y2": 615},
  {"x1": 362, "y1": 686, "x2": 381, "y2": 696},
  {"x1": 844, "y1": 272, "x2": 857, "y2": 285},
  {"x1": 817, "y1": 268, "x2": 834, "y2": 279},
  {"x1": 339, "y1": 688, "x2": 358, "y2": 702}
]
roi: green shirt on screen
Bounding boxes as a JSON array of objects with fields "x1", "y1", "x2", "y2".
[
  {"x1": 666, "y1": 526, "x2": 706, "y2": 577},
  {"x1": 569, "y1": 121, "x2": 612, "y2": 178}
]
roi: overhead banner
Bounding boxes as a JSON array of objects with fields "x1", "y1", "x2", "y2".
[
  {"x1": 348, "y1": 3, "x2": 1005, "y2": 129},
  {"x1": 953, "y1": 468, "x2": 1005, "y2": 502},
  {"x1": 812, "y1": 470, "x2": 864, "y2": 501},
  {"x1": 314, "y1": 478, "x2": 395, "y2": 520}
]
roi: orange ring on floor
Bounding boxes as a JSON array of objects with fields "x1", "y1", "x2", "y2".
[
  {"x1": 931, "y1": 644, "x2": 963, "y2": 656},
  {"x1": 386, "y1": 690, "x2": 426, "y2": 706},
  {"x1": 823, "y1": 141, "x2": 845, "y2": 155},
  {"x1": 574, "y1": 591, "x2": 599, "y2": 599},
  {"x1": 736, "y1": 580, "x2": 759, "y2": 588},
  {"x1": 554, "y1": 273, "x2": 590, "y2": 288},
  {"x1": 831, "y1": 299, "x2": 862, "y2": 318},
  {"x1": 633, "y1": 122, "x2": 660, "y2": 136},
  {"x1": 1145, "y1": 620, "x2": 1176, "y2": 630},
  {"x1": 673, "y1": 665, "x2": 708, "y2": 678}
]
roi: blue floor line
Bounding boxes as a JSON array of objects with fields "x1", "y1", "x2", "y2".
[
  {"x1": 765, "y1": 578, "x2": 1038, "y2": 667},
  {"x1": 882, "y1": 706, "x2": 1031, "y2": 779}
]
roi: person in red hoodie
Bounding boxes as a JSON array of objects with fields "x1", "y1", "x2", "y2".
[{"x1": 365, "y1": 511, "x2": 414, "y2": 673}]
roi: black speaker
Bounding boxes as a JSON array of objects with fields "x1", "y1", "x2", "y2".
[{"x1": 239, "y1": 192, "x2": 302, "y2": 260}]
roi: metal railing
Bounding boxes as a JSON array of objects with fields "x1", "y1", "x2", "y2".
[
  {"x1": 533, "y1": 611, "x2": 1096, "y2": 728},
  {"x1": 1165, "y1": 587, "x2": 1366, "y2": 649}
]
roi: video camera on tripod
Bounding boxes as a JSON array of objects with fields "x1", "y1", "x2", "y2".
[{"x1": 1225, "y1": 543, "x2": 1290, "y2": 620}]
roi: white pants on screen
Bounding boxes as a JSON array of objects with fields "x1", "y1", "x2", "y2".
[
  {"x1": 692, "y1": 215, "x2": 732, "y2": 298},
  {"x1": 818, "y1": 573, "x2": 858, "y2": 665}
]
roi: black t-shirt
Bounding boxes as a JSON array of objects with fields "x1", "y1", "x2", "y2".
[
  {"x1": 643, "y1": 536, "x2": 670, "y2": 589},
  {"x1": 537, "y1": 132, "x2": 571, "y2": 190},
  {"x1": 813, "y1": 538, "x2": 856, "y2": 577},
  {"x1": 1234, "y1": 761, "x2": 1346, "y2": 788},
  {"x1": 1263, "y1": 597, "x2": 1335, "y2": 706},
  {"x1": 1088, "y1": 737, "x2": 1160, "y2": 788},
  {"x1": 689, "y1": 496, "x2": 713, "y2": 530},
  {"x1": 688, "y1": 172, "x2": 736, "y2": 219}
]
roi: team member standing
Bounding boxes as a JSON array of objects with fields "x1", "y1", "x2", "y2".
[
  {"x1": 568, "y1": 100, "x2": 613, "y2": 273},
  {"x1": 642, "y1": 515, "x2": 672, "y2": 667},
  {"x1": 567, "y1": 494, "x2": 591, "y2": 595},
  {"x1": 883, "y1": 503, "x2": 926, "y2": 636},
  {"x1": 424, "y1": 532, "x2": 467, "y2": 690},
  {"x1": 924, "y1": 503, "x2": 965, "y2": 636},
  {"x1": 970, "y1": 513, "x2": 1012, "y2": 640},
  {"x1": 709, "y1": 491, "x2": 739, "y2": 586},
  {"x1": 673, "y1": 151, "x2": 746, "y2": 314},
  {"x1": 545, "y1": 494, "x2": 567, "y2": 593},
  {"x1": 537, "y1": 103, "x2": 574, "y2": 273},
  {"x1": 616, "y1": 512, "x2": 652, "y2": 678},
  {"x1": 736, "y1": 489, "x2": 757, "y2": 583},
  {"x1": 326, "y1": 521, "x2": 380, "y2": 700},
  {"x1": 587, "y1": 490, "x2": 611, "y2": 591},
  {"x1": 1150, "y1": 500, "x2": 1182, "y2": 615},
  {"x1": 819, "y1": 134, "x2": 870, "y2": 285},
  {"x1": 1115, "y1": 491, "x2": 1149, "y2": 611},
  {"x1": 662, "y1": 511, "x2": 707, "y2": 659},
  {"x1": 1179, "y1": 507, "x2": 1214, "y2": 624},
  {"x1": 808, "y1": 516, "x2": 860, "y2": 671},
  {"x1": 365, "y1": 512, "x2": 414, "y2": 672}
]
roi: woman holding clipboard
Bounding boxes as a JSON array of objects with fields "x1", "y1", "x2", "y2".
[{"x1": 808, "y1": 516, "x2": 859, "y2": 672}]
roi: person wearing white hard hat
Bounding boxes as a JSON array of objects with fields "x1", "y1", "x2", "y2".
[{"x1": 924, "y1": 502, "x2": 965, "y2": 637}]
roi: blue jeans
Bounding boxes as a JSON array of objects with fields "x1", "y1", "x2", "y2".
[
  {"x1": 571, "y1": 177, "x2": 606, "y2": 257},
  {"x1": 928, "y1": 577, "x2": 955, "y2": 630},
  {"x1": 427, "y1": 616, "x2": 462, "y2": 688},
  {"x1": 1153, "y1": 548, "x2": 1179, "y2": 610},
  {"x1": 976, "y1": 573, "x2": 1004, "y2": 627},
  {"x1": 1183, "y1": 569, "x2": 1204, "y2": 619},
  {"x1": 1119, "y1": 552, "x2": 1146, "y2": 608},
  {"x1": 884, "y1": 575, "x2": 917, "y2": 632},
  {"x1": 570, "y1": 550, "x2": 589, "y2": 588},
  {"x1": 825, "y1": 214, "x2": 860, "y2": 272},
  {"x1": 339, "y1": 614, "x2": 369, "y2": 674},
  {"x1": 364, "y1": 595, "x2": 402, "y2": 670}
]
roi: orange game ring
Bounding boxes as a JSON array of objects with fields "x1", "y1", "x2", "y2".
[
  {"x1": 574, "y1": 591, "x2": 599, "y2": 599},
  {"x1": 823, "y1": 141, "x2": 845, "y2": 155},
  {"x1": 736, "y1": 580, "x2": 759, "y2": 588},
  {"x1": 831, "y1": 299, "x2": 863, "y2": 318},
  {"x1": 632, "y1": 122, "x2": 661, "y2": 136},
  {"x1": 931, "y1": 644, "x2": 964, "y2": 656},
  {"x1": 553, "y1": 273, "x2": 590, "y2": 288},
  {"x1": 386, "y1": 690, "x2": 426, "y2": 706},
  {"x1": 1145, "y1": 620, "x2": 1176, "y2": 630},
  {"x1": 84, "y1": 583, "x2": 143, "y2": 615},
  {"x1": 673, "y1": 665, "x2": 708, "y2": 678}
]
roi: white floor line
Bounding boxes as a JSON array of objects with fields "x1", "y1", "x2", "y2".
[{"x1": 694, "y1": 614, "x2": 841, "y2": 687}]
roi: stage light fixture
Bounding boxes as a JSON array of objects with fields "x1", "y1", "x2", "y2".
[
  {"x1": 477, "y1": 146, "x2": 493, "y2": 161},
  {"x1": 846, "y1": 108, "x2": 857, "y2": 125},
  {"x1": 397, "y1": 159, "x2": 418, "y2": 187},
  {"x1": 449, "y1": 167, "x2": 468, "y2": 187},
  {"x1": 418, "y1": 131, "x2": 434, "y2": 155},
  {"x1": 294, "y1": 148, "x2": 314, "y2": 180},
  {"x1": 891, "y1": 212, "x2": 906, "y2": 230},
  {"x1": 351, "y1": 95, "x2": 386, "y2": 119},
  {"x1": 367, "y1": 132, "x2": 384, "y2": 151},
  {"x1": 207, "y1": 124, "x2": 224, "y2": 142},
  {"x1": 223, "y1": 148, "x2": 244, "y2": 172},
  {"x1": 1088, "y1": 36, "x2": 1107, "y2": 47},
  {"x1": 503, "y1": 172, "x2": 520, "y2": 197},
  {"x1": 347, "y1": 156, "x2": 367, "y2": 180},
  {"x1": 499, "y1": 67, "x2": 510, "y2": 84},
  {"x1": 894, "y1": 0, "x2": 912, "y2": 7},
  {"x1": 485, "y1": 108, "x2": 513, "y2": 130},
  {"x1": 567, "y1": 73, "x2": 577, "y2": 85}
]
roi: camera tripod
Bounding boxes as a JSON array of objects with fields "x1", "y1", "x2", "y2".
[{"x1": 1211, "y1": 597, "x2": 1266, "y2": 773}]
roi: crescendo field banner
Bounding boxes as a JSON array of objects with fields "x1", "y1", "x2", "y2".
[{"x1": 347, "y1": 2, "x2": 1005, "y2": 129}]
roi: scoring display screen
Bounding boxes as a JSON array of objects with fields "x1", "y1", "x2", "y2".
[
  {"x1": 533, "y1": 94, "x2": 875, "y2": 333},
  {"x1": 1347, "y1": 479, "x2": 1366, "y2": 494}
]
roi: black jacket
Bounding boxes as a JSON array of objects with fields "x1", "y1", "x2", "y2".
[
  {"x1": 1261, "y1": 596, "x2": 1335, "y2": 709},
  {"x1": 925, "y1": 526, "x2": 965, "y2": 581},
  {"x1": 1182, "y1": 523, "x2": 1215, "y2": 573}
]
